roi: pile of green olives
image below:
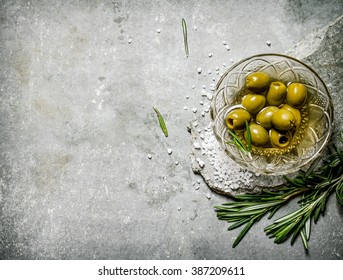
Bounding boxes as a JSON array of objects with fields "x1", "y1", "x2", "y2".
[{"x1": 225, "y1": 71, "x2": 308, "y2": 152}]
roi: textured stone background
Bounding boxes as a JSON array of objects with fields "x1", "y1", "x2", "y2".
[{"x1": 0, "y1": 0, "x2": 342, "y2": 259}]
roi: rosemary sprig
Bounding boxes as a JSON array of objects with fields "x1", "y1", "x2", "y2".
[
  {"x1": 225, "y1": 121, "x2": 252, "y2": 154},
  {"x1": 181, "y1": 18, "x2": 189, "y2": 57},
  {"x1": 153, "y1": 106, "x2": 168, "y2": 137},
  {"x1": 215, "y1": 130, "x2": 343, "y2": 249}
]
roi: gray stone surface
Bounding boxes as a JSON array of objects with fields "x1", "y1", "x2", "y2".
[{"x1": 0, "y1": 0, "x2": 342, "y2": 260}]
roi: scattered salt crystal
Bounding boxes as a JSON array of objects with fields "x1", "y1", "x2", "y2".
[
  {"x1": 204, "y1": 108, "x2": 209, "y2": 113},
  {"x1": 215, "y1": 66, "x2": 220, "y2": 71},
  {"x1": 202, "y1": 85, "x2": 206, "y2": 89},
  {"x1": 147, "y1": 154, "x2": 152, "y2": 159},
  {"x1": 223, "y1": 63, "x2": 227, "y2": 67},
  {"x1": 212, "y1": 77, "x2": 216, "y2": 82},
  {"x1": 128, "y1": 38, "x2": 132, "y2": 44},
  {"x1": 200, "y1": 134, "x2": 205, "y2": 140},
  {"x1": 206, "y1": 193, "x2": 211, "y2": 199},
  {"x1": 157, "y1": 28, "x2": 161, "y2": 33},
  {"x1": 184, "y1": 106, "x2": 187, "y2": 110},
  {"x1": 197, "y1": 129, "x2": 201, "y2": 133},
  {"x1": 208, "y1": 53, "x2": 212, "y2": 58},
  {"x1": 203, "y1": 73, "x2": 206, "y2": 77},
  {"x1": 196, "y1": 158, "x2": 205, "y2": 168},
  {"x1": 199, "y1": 100, "x2": 204, "y2": 105},
  {"x1": 230, "y1": 58, "x2": 234, "y2": 63},
  {"x1": 192, "y1": 85, "x2": 195, "y2": 89},
  {"x1": 178, "y1": 207, "x2": 181, "y2": 211},
  {"x1": 185, "y1": 95, "x2": 190, "y2": 99},
  {"x1": 193, "y1": 121, "x2": 198, "y2": 127},
  {"x1": 207, "y1": 92, "x2": 213, "y2": 100},
  {"x1": 201, "y1": 111, "x2": 205, "y2": 117},
  {"x1": 266, "y1": 40, "x2": 271, "y2": 46},
  {"x1": 197, "y1": 67, "x2": 202, "y2": 74},
  {"x1": 175, "y1": 161, "x2": 179, "y2": 165},
  {"x1": 201, "y1": 90, "x2": 207, "y2": 97},
  {"x1": 192, "y1": 108, "x2": 197, "y2": 113},
  {"x1": 167, "y1": 148, "x2": 173, "y2": 155},
  {"x1": 226, "y1": 45, "x2": 230, "y2": 51},
  {"x1": 193, "y1": 142, "x2": 201, "y2": 149},
  {"x1": 208, "y1": 70, "x2": 212, "y2": 74},
  {"x1": 222, "y1": 41, "x2": 227, "y2": 45},
  {"x1": 197, "y1": 179, "x2": 201, "y2": 184},
  {"x1": 195, "y1": 185, "x2": 200, "y2": 190},
  {"x1": 193, "y1": 26, "x2": 197, "y2": 30}
]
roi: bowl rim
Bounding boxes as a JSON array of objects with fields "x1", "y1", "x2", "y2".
[{"x1": 211, "y1": 53, "x2": 335, "y2": 175}]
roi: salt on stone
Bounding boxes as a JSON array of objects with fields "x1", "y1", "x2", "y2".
[{"x1": 189, "y1": 113, "x2": 284, "y2": 196}]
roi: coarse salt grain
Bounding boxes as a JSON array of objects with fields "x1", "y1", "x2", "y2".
[{"x1": 193, "y1": 142, "x2": 201, "y2": 149}]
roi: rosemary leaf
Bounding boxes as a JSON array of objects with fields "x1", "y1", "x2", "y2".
[
  {"x1": 245, "y1": 121, "x2": 252, "y2": 152},
  {"x1": 227, "y1": 217, "x2": 251, "y2": 230},
  {"x1": 232, "y1": 219, "x2": 256, "y2": 248},
  {"x1": 181, "y1": 18, "x2": 189, "y2": 57},
  {"x1": 153, "y1": 106, "x2": 168, "y2": 137},
  {"x1": 336, "y1": 182, "x2": 343, "y2": 206},
  {"x1": 226, "y1": 129, "x2": 250, "y2": 154},
  {"x1": 300, "y1": 229, "x2": 309, "y2": 250}
]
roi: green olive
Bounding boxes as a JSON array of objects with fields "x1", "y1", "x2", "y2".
[
  {"x1": 286, "y1": 83, "x2": 307, "y2": 108},
  {"x1": 256, "y1": 106, "x2": 279, "y2": 129},
  {"x1": 270, "y1": 129, "x2": 292, "y2": 148},
  {"x1": 281, "y1": 104, "x2": 301, "y2": 127},
  {"x1": 225, "y1": 108, "x2": 251, "y2": 130},
  {"x1": 271, "y1": 108, "x2": 296, "y2": 131},
  {"x1": 242, "y1": 94, "x2": 266, "y2": 114},
  {"x1": 266, "y1": 81, "x2": 287, "y2": 106},
  {"x1": 245, "y1": 72, "x2": 270, "y2": 93},
  {"x1": 244, "y1": 123, "x2": 269, "y2": 147}
]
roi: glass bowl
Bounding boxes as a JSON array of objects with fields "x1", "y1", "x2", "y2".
[{"x1": 210, "y1": 53, "x2": 334, "y2": 175}]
